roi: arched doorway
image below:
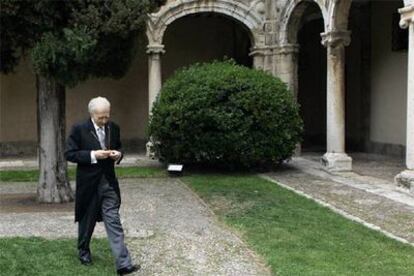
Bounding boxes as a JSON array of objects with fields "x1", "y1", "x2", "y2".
[
  {"x1": 328, "y1": 0, "x2": 408, "y2": 158},
  {"x1": 144, "y1": 0, "x2": 264, "y2": 156},
  {"x1": 341, "y1": 0, "x2": 408, "y2": 179},
  {"x1": 163, "y1": 13, "x2": 253, "y2": 80},
  {"x1": 284, "y1": 1, "x2": 327, "y2": 153},
  {"x1": 281, "y1": 0, "x2": 353, "y2": 171},
  {"x1": 297, "y1": 3, "x2": 327, "y2": 152},
  {"x1": 144, "y1": 0, "x2": 263, "y2": 112}
]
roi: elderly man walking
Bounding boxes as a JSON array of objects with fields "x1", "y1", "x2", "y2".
[{"x1": 65, "y1": 96, "x2": 139, "y2": 275}]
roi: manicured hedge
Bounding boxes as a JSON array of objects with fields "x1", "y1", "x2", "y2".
[{"x1": 148, "y1": 61, "x2": 302, "y2": 169}]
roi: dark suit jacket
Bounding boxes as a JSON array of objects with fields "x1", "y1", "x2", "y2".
[{"x1": 65, "y1": 119, "x2": 123, "y2": 222}]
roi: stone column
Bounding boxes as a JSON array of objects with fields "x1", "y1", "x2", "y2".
[
  {"x1": 146, "y1": 44, "x2": 165, "y2": 158},
  {"x1": 263, "y1": 48, "x2": 274, "y2": 73},
  {"x1": 320, "y1": 31, "x2": 352, "y2": 172},
  {"x1": 274, "y1": 44, "x2": 299, "y2": 98},
  {"x1": 395, "y1": 5, "x2": 414, "y2": 193},
  {"x1": 250, "y1": 47, "x2": 266, "y2": 71},
  {"x1": 147, "y1": 44, "x2": 165, "y2": 114},
  {"x1": 274, "y1": 44, "x2": 301, "y2": 155}
]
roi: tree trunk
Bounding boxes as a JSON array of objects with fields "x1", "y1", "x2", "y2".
[{"x1": 37, "y1": 75, "x2": 73, "y2": 203}]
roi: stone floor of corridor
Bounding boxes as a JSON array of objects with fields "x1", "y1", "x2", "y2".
[{"x1": 263, "y1": 152, "x2": 414, "y2": 245}]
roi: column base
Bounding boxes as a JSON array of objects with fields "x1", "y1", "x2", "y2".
[
  {"x1": 395, "y1": 170, "x2": 414, "y2": 194},
  {"x1": 320, "y1": 152, "x2": 352, "y2": 172},
  {"x1": 146, "y1": 140, "x2": 156, "y2": 160},
  {"x1": 293, "y1": 143, "x2": 302, "y2": 157}
]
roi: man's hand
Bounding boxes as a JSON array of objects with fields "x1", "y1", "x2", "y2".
[
  {"x1": 109, "y1": 150, "x2": 121, "y2": 161},
  {"x1": 94, "y1": 150, "x2": 111, "y2": 160}
]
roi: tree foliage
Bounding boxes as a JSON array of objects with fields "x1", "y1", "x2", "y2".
[
  {"x1": 0, "y1": 0, "x2": 166, "y2": 202},
  {"x1": 1, "y1": 0, "x2": 165, "y2": 86}
]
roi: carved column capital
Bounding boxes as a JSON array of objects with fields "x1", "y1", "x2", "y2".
[
  {"x1": 274, "y1": 44, "x2": 299, "y2": 55},
  {"x1": 321, "y1": 31, "x2": 351, "y2": 48},
  {"x1": 147, "y1": 44, "x2": 166, "y2": 55},
  {"x1": 249, "y1": 46, "x2": 272, "y2": 71},
  {"x1": 249, "y1": 46, "x2": 269, "y2": 57},
  {"x1": 399, "y1": 5, "x2": 414, "y2": 29}
]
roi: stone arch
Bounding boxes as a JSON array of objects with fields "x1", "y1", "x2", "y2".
[
  {"x1": 146, "y1": 0, "x2": 265, "y2": 48},
  {"x1": 279, "y1": 0, "x2": 328, "y2": 44},
  {"x1": 328, "y1": 0, "x2": 411, "y2": 32},
  {"x1": 327, "y1": 0, "x2": 352, "y2": 32}
]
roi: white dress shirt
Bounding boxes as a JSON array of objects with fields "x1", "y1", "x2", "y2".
[{"x1": 90, "y1": 119, "x2": 105, "y2": 164}]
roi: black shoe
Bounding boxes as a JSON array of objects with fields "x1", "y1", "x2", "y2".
[
  {"x1": 117, "y1": 264, "x2": 140, "y2": 275},
  {"x1": 79, "y1": 249, "x2": 92, "y2": 265}
]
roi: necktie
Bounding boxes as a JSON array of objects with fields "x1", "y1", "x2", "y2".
[{"x1": 97, "y1": 127, "x2": 106, "y2": 149}]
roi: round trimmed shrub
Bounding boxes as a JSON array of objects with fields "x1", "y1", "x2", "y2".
[{"x1": 148, "y1": 61, "x2": 303, "y2": 169}]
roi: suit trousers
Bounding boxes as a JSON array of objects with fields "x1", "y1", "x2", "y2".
[{"x1": 78, "y1": 175, "x2": 132, "y2": 269}]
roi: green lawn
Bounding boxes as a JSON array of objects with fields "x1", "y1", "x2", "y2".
[
  {"x1": 2, "y1": 171, "x2": 414, "y2": 275},
  {"x1": 0, "y1": 166, "x2": 166, "y2": 276},
  {"x1": 183, "y1": 174, "x2": 414, "y2": 276},
  {"x1": 0, "y1": 167, "x2": 166, "y2": 182},
  {"x1": 0, "y1": 238, "x2": 115, "y2": 276}
]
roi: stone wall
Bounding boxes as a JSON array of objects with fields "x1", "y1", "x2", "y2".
[
  {"x1": 0, "y1": 14, "x2": 252, "y2": 156},
  {"x1": 0, "y1": 0, "x2": 411, "y2": 159},
  {"x1": 370, "y1": 0, "x2": 407, "y2": 147}
]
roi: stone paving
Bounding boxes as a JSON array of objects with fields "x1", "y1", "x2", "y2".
[
  {"x1": 0, "y1": 178, "x2": 270, "y2": 275},
  {"x1": 262, "y1": 156, "x2": 414, "y2": 244},
  {"x1": 303, "y1": 152, "x2": 406, "y2": 184}
]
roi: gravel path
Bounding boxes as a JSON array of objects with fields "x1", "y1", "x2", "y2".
[
  {"x1": 3, "y1": 153, "x2": 411, "y2": 273},
  {"x1": 0, "y1": 178, "x2": 270, "y2": 275}
]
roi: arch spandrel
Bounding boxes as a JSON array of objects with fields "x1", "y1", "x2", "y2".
[{"x1": 146, "y1": 0, "x2": 266, "y2": 48}]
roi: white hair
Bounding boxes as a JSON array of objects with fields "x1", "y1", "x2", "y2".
[{"x1": 88, "y1": 96, "x2": 110, "y2": 113}]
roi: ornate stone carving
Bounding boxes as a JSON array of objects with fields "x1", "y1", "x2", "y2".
[
  {"x1": 321, "y1": 152, "x2": 352, "y2": 172},
  {"x1": 279, "y1": 0, "x2": 329, "y2": 45},
  {"x1": 321, "y1": 30, "x2": 351, "y2": 48},
  {"x1": 395, "y1": 170, "x2": 414, "y2": 194},
  {"x1": 146, "y1": 44, "x2": 165, "y2": 55},
  {"x1": 146, "y1": 0, "x2": 265, "y2": 48},
  {"x1": 399, "y1": 5, "x2": 414, "y2": 29},
  {"x1": 249, "y1": 46, "x2": 267, "y2": 56},
  {"x1": 274, "y1": 43, "x2": 299, "y2": 55},
  {"x1": 250, "y1": 0, "x2": 265, "y2": 15}
]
